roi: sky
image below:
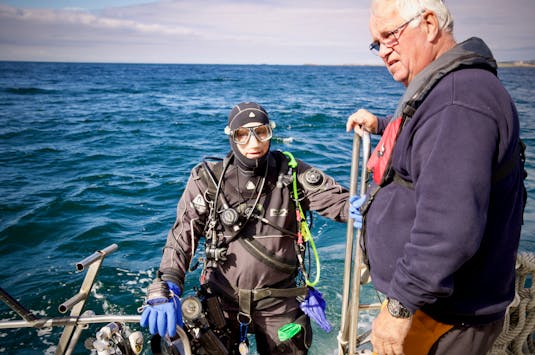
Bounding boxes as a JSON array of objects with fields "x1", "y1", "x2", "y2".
[{"x1": 0, "y1": 0, "x2": 533, "y2": 65}]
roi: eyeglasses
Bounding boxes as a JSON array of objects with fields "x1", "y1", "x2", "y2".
[
  {"x1": 369, "y1": 12, "x2": 423, "y2": 55},
  {"x1": 230, "y1": 124, "x2": 273, "y2": 145}
]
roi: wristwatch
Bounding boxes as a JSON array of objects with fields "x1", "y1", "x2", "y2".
[{"x1": 386, "y1": 298, "x2": 412, "y2": 318}]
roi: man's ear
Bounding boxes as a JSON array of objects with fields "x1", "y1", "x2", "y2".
[{"x1": 421, "y1": 11, "x2": 440, "y2": 42}]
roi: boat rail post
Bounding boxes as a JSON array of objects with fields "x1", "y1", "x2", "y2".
[
  {"x1": 338, "y1": 132, "x2": 361, "y2": 354},
  {"x1": 55, "y1": 244, "x2": 118, "y2": 355},
  {"x1": 338, "y1": 131, "x2": 371, "y2": 355},
  {"x1": 348, "y1": 132, "x2": 370, "y2": 354},
  {"x1": 64, "y1": 310, "x2": 93, "y2": 355}
]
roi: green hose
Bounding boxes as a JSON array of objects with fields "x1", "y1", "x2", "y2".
[{"x1": 283, "y1": 151, "x2": 321, "y2": 287}]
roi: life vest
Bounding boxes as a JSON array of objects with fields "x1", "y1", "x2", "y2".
[{"x1": 367, "y1": 116, "x2": 403, "y2": 185}]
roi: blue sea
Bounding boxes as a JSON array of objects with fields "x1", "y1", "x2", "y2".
[{"x1": 0, "y1": 61, "x2": 534, "y2": 354}]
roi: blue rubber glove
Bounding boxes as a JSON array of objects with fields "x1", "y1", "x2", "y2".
[
  {"x1": 140, "y1": 281, "x2": 183, "y2": 337},
  {"x1": 300, "y1": 287, "x2": 332, "y2": 332},
  {"x1": 349, "y1": 195, "x2": 366, "y2": 229}
]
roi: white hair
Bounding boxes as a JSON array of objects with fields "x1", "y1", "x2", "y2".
[{"x1": 372, "y1": 0, "x2": 453, "y2": 32}]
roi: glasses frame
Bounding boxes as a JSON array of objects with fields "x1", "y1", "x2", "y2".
[
  {"x1": 231, "y1": 124, "x2": 273, "y2": 145},
  {"x1": 369, "y1": 11, "x2": 424, "y2": 55}
]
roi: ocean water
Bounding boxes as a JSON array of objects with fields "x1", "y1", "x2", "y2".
[{"x1": 0, "y1": 61, "x2": 534, "y2": 354}]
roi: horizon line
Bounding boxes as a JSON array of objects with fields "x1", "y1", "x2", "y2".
[{"x1": 1, "y1": 59, "x2": 534, "y2": 68}]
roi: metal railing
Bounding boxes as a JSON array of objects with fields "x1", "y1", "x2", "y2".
[
  {"x1": 0, "y1": 244, "x2": 143, "y2": 354},
  {"x1": 337, "y1": 132, "x2": 381, "y2": 355}
]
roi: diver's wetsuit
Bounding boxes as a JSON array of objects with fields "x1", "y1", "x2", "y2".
[{"x1": 159, "y1": 150, "x2": 349, "y2": 354}]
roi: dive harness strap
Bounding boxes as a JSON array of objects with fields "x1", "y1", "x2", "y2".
[
  {"x1": 238, "y1": 286, "x2": 309, "y2": 319},
  {"x1": 208, "y1": 279, "x2": 308, "y2": 314},
  {"x1": 199, "y1": 156, "x2": 225, "y2": 197}
]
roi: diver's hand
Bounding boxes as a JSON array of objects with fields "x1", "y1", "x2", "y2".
[
  {"x1": 349, "y1": 195, "x2": 365, "y2": 229},
  {"x1": 140, "y1": 280, "x2": 183, "y2": 337},
  {"x1": 346, "y1": 109, "x2": 379, "y2": 135}
]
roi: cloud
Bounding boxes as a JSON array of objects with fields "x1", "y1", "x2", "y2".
[
  {"x1": 0, "y1": 1, "x2": 375, "y2": 64},
  {"x1": 447, "y1": 0, "x2": 535, "y2": 61},
  {"x1": 0, "y1": 4, "x2": 195, "y2": 39},
  {"x1": 99, "y1": 1, "x2": 371, "y2": 49},
  {"x1": 0, "y1": 0, "x2": 533, "y2": 64}
]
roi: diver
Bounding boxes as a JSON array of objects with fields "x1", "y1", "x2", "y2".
[{"x1": 139, "y1": 102, "x2": 350, "y2": 354}]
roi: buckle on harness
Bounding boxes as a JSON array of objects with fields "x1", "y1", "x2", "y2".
[{"x1": 237, "y1": 312, "x2": 252, "y2": 325}]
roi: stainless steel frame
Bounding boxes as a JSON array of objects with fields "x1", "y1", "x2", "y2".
[
  {"x1": 1, "y1": 244, "x2": 143, "y2": 354},
  {"x1": 338, "y1": 132, "x2": 381, "y2": 355}
]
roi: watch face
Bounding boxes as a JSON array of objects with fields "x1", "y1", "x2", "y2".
[
  {"x1": 387, "y1": 298, "x2": 411, "y2": 318},
  {"x1": 387, "y1": 299, "x2": 400, "y2": 316}
]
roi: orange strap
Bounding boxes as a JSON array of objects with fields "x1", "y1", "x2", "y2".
[{"x1": 403, "y1": 310, "x2": 454, "y2": 354}]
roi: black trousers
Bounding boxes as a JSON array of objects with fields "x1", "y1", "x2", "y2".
[{"x1": 429, "y1": 318, "x2": 504, "y2": 355}]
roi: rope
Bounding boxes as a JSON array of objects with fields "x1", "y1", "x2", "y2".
[{"x1": 489, "y1": 252, "x2": 535, "y2": 355}]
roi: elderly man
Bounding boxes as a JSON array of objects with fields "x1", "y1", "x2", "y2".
[{"x1": 347, "y1": 1, "x2": 526, "y2": 354}]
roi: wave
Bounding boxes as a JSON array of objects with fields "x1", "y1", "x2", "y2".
[
  {"x1": 3, "y1": 87, "x2": 59, "y2": 95},
  {"x1": 0, "y1": 62, "x2": 534, "y2": 354}
]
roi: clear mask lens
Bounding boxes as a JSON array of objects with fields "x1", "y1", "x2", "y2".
[{"x1": 232, "y1": 124, "x2": 272, "y2": 144}]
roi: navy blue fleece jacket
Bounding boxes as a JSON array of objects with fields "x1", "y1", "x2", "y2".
[{"x1": 366, "y1": 67, "x2": 524, "y2": 325}]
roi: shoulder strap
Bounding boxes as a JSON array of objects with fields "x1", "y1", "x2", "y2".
[
  {"x1": 197, "y1": 157, "x2": 225, "y2": 197},
  {"x1": 492, "y1": 139, "x2": 526, "y2": 184},
  {"x1": 492, "y1": 139, "x2": 528, "y2": 222}
]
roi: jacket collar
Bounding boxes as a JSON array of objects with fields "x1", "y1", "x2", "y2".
[{"x1": 394, "y1": 37, "x2": 497, "y2": 119}]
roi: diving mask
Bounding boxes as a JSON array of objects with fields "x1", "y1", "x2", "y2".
[{"x1": 225, "y1": 122, "x2": 276, "y2": 145}]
